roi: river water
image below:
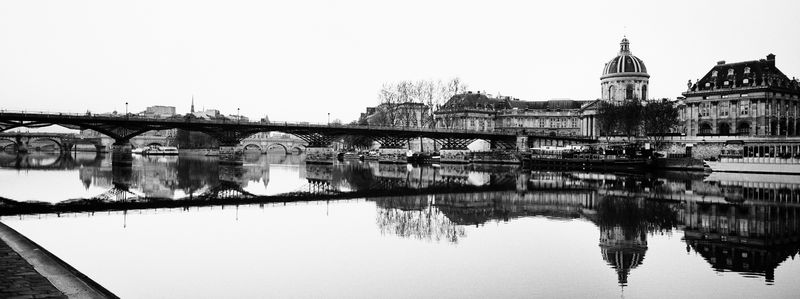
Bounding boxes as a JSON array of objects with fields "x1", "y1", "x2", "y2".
[{"x1": 1, "y1": 151, "x2": 799, "y2": 298}]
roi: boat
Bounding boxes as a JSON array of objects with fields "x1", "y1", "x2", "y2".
[
  {"x1": 337, "y1": 151, "x2": 361, "y2": 161},
  {"x1": 142, "y1": 146, "x2": 179, "y2": 155},
  {"x1": 132, "y1": 147, "x2": 145, "y2": 155},
  {"x1": 523, "y1": 146, "x2": 650, "y2": 171},
  {"x1": 703, "y1": 142, "x2": 800, "y2": 174},
  {"x1": 407, "y1": 152, "x2": 441, "y2": 164},
  {"x1": 704, "y1": 158, "x2": 800, "y2": 174},
  {"x1": 363, "y1": 151, "x2": 380, "y2": 161}
]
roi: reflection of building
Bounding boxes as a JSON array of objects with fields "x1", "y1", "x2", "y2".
[
  {"x1": 680, "y1": 200, "x2": 800, "y2": 282},
  {"x1": 599, "y1": 226, "x2": 646, "y2": 286},
  {"x1": 682, "y1": 54, "x2": 800, "y2": 136}
]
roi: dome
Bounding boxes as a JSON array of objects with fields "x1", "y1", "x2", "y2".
[{"x1": 602, "y1": 38, "x2": 648, "y2": 78}]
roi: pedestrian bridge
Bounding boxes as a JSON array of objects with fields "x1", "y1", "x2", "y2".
[{"x1": 0, "y1": 110, "x2": 596, "y2": 164}]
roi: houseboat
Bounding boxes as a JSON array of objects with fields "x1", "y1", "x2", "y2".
[
  {"x1": 142, "y1": 146, "x2": 179, "y2": 156},
  {"x1": 704, "y1": 142, "x2": 800, "y2": 174},
  {"x1": 523, "y1": 145, "x2": 650, "y2": 171}
]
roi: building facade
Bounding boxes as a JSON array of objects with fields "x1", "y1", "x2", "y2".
[
  {"x1": 682, "y1": 54, "x2": 800, "y2": 136},
  {"x1": 434, "y1": 92, "x2": 588, "y2": 137}
]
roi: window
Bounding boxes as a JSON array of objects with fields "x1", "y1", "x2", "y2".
[
  {"x1": 743, "y1": 78, "x2": 749, "y2": 84},
  {"x1": 712, "y1": 70, "x2": 718, "y2": 77},
  {"x1": 728, "y1": 68, "x2": 734, "y2": 76},
  {"x1": 701, "y1": 103, "x2": 710, "y2": 117},
  {"x1": 740, "y1": 101, "x2": 749, "y2": 115},
  {"x1": 626, "y1": 85, "x2": 634, "y2": 99},
  {"x1": 744, "y1": 67, "x2": 751, "y2": 74},
  {"x1": 719, "y1": 102, "x2": 729, "y2": 117},
  {"x1": 642, "y1": 85, "x2": 648, "y2": 100}
]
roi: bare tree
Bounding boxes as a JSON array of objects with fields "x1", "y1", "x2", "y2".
[{"x1": 643, "y1": 99, "x2": 681, "y2": 149}]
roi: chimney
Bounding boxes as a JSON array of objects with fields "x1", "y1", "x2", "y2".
[
  {"x1": 767, "y1": 53, "x2": 776, "y2": 61},
  {"x1": 717, "y1": 60, "x2": 726, "y2": 65}
]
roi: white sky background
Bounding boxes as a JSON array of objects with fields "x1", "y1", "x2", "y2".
[{"x1": 1, "y1": 0, "x2": 799, "y2": 124}]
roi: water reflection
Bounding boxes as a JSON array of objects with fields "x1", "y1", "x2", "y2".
[{"x1": 2, "y1": 152, "x2": 800, "y2": 288}]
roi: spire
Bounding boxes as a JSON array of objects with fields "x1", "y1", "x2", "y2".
[
  {"x1": 619, "y1": 37, "x2": 631, "y2": 54},
  {"x1": 191, "y1": 95, "x2": 195, "y2": 113}
]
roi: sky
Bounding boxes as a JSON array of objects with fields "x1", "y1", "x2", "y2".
[{"x1": 1, "y1": 0, "x2": 799, "y2": 124}]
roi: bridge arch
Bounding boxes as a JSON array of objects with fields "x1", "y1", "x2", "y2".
[
  {"x1": 266, "y1": 143, "x2": 289, "y2": 154},
  {"x1": 29, "y1": 137, "x2": 64, "y2": 152},
  {"x1": 242, "y1": 143, "x2": 263, "y2": 153}
]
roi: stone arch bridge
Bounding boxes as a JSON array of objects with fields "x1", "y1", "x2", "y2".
[{"x1": 0, "y1": 132, "x2": 104, "y2": 153}]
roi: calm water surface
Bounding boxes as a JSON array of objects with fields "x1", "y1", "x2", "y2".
[{"x1": 1, "y1": 151, "x2": 799, "y2": 298}]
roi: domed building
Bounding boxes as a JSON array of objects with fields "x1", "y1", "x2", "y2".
[{"x1": 601, "y1": 37, "x2": 650, "y2": 102}]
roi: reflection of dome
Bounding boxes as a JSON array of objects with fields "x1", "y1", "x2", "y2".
[
  {"x1": 599, "y1": 226, "x2": 647, "y2": 286},
  {"x1": 601, "y1": 38, "x2": 648, "y2": 78}
]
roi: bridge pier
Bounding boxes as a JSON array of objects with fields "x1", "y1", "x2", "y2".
[
  {"x1": 298, "y1": 135, "x2": 337, "y2": 164},
  {"x1": 112, "y1": 163, "x2": 133, "y2": 189},
  {"x1": 436, "y1": 138, "x2": 473, "y2": 164},
  {"x1": 376, "y1": 137, "x2": 408, "y2": 164},
  {"x1": 219, "y1": 143, "x2": 244, "y2": 165},
  {"x1": 111, "y1": 142, "x2": 133, "y2": 166}
]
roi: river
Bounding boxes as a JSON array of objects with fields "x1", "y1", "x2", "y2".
[{"x1": 1, "y1": 151, "x2": 799, "y2": 298}]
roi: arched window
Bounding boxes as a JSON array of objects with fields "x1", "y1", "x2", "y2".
[
  {"x1": 719, "y1": 123, "x2": 731, "y2": 135},
  {"x1": 699, "y1": 123, "x2": 712, "y2": 135},
  {"x1": 641, "y1": 85, "x2": 648, "y2": 101},
  {"x1": 736, "y1": 122, "x2": 751, "y2": 136},
  {"x1": 626, "y1": 85, "x2": 634, "y2": 100},
  {"x1": 608, "y1": 86, "x2": 615, "y2": 101}
]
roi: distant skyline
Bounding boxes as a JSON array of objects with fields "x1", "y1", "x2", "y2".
[{"x1": 1, "y1": 0, "x2": 799, "y2": 124}]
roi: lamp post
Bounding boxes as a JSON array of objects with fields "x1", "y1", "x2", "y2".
[
  {"x1": 237, "y1": 108, "x2": 240, "y2": 124},
  {"x1": 125, "y1": 102, "x2": 128, "y2": 117},
  {"x1": 328, "y1": 113, "x2": 330, "y2": 126}
]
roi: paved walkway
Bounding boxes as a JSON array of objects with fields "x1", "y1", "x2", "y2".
[
  {"x1": 0, "y1": 222, "x2": 116, "y2": 298},
  {"x1": 0, "y1": 236, "x2": 67, "y2": 299}
]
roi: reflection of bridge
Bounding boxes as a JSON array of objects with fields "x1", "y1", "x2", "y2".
[
  {"x1": 0, "y1": 132, "x2": 104, "y2": 153},
  {"x1": 0, "y1": 152, "x2": 104, "y2": 170},
  {"x1": 0, "y1": 111, "x2": 595, "y2": 165}
]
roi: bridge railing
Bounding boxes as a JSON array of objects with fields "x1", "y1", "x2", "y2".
[{"x1": 1, "y1": 110, "x2": 508, "y2": 135}]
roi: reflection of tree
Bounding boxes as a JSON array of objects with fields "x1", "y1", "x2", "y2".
[
  {"x1": 376, "y1": 197, "x2": 465, "y2": 243},
  {"x1": 175, "y1": 157, "x2": 219, "y2": 195}
]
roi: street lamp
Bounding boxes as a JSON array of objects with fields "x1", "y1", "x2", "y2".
[
  {"x1": 328, "y1": 113, "x2": 330, "y2": 126},
  {"x1": 125, "y1": 102, "x2": 128, "y2": 117},
  {"x1": 237, "y1": 108, "x2": 240, "y2": 124}
]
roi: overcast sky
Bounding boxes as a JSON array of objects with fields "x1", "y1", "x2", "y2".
[{"x1": 1, "y1": 0, "x2": 799, "y2": 123}]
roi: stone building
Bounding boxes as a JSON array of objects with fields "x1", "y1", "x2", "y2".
[
  {"x1": 682, "y1": 54, "x2": 800, "y2": 136},
  {"x1": 601, "y1": 37, "x2": 649, "y2": 103},
  {"x1": 434, "y1": 92, "x2": 588, "y2": 137}
]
